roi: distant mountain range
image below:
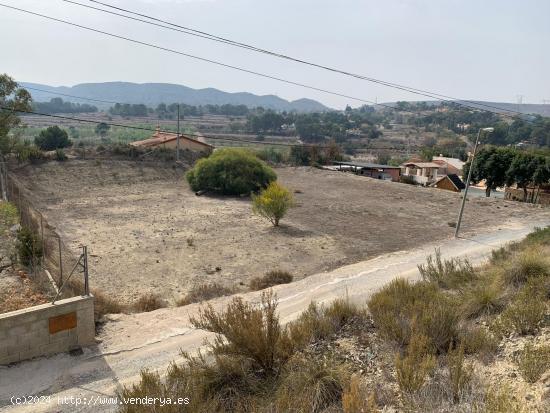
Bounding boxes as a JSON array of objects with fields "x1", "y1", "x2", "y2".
[{"x1": 21, "y1": 81, "x2": 330, "y2": 112}]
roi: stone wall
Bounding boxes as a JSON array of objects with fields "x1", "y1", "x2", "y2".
[{"x1": 0, "y1": 295, "x2": 94, "y2": 365}]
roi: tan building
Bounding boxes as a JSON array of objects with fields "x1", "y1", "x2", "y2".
[
  {"x1": 130, "y1": 128, "x2": 214, "y2": 154},
  {"x1": 401, "y1": 162, "x2": 441, "y2": 185}
]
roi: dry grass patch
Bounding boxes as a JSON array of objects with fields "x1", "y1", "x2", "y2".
[
  {"x1": 177, "y1": 283, "x2": 233, "y2": 306},
  {"x1": 132, "y1": 293, "x2": 166, "y2": 313},
  {"x1": 395, "y1": 333, "x2": 436, "y2": 395},
  {"x1": 497, "y1": 280, "x2": 547, "y2": 336},
  {"x1": 504, "y1": 248, "x2": 550, "y2": 286},
  {"x1": 516, "y1": 343, "x2": 550, "y2": 383},
  {"x1": 249, "y1": 270, "x2": 293, "y2": 291},
  {"x1": 275, "y1": 356, "x2": 347, "y2": 412}
]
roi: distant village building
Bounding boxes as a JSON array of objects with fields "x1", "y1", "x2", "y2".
[
  {"x1": 432, "y1": 156, "x2": 465, "y2": 177},
  {"x1": 432, "y1": 174, "x2": 466, "y2": 193},
  {"x1": 332, "y1": 161, "x2": 401, "y2": 182},
  {"x1": 401, "y1": 162, "x2": 441, "y2": 185},
  {"x1": 130, "y1": 127, "x2": 214, "y2": 154}
]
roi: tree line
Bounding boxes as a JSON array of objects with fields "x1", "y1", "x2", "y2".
[
  {"x1": 33, "y1": 97, "x2": 98, "y2": 114},
  {"x1": 109, "y1": 102, "x2": 251, "y2": 118},
  {"x1": 466, "y1": 146, "x2": 550, "y2": 201}
]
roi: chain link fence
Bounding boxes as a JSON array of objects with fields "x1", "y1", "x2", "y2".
[{"x1": 4, "y1": 171, "x2": 88, "y2": 300}]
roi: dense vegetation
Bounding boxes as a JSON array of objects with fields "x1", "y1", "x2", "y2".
[
  {"x1": 109, "y1": 102, "x2": 250, "y2": 118},
  {"x1": 465, "y1": 146, "x2": 550, "y2": 199},
  {"x1": 186, "y1": 148, "x2": 276, "y2": 195}
]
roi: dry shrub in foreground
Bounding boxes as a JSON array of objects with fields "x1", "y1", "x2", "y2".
[
  {"x1": 368, "y1": 278, "x2": 459, "y2": 352},
  {"x1": 342, "y1": 375, "x2": 378, "y2": 413},
  {"x1": 288, "y1": 298, "x2": 366, "y2": 348},
  {"x1": 497, "y1": 279, "x2": 547, "y2": 336},
  {"x1": 189, "y1": 291, "x2": 293, "y2": 374},
  {"x1": 516, "y1": 343, "x2": 550, "y2": 383},
  {"x1": 120, "y1": 293, "x2": 357, "y2": 412},
  {"x1": 419, "y1": 249, "x2": 476, "y2": 290},
  {"x1": 249, "y1": 270, "x2": 293, "y2": 291},
  {"x1": 177, "y1": 283, "x2": 233, "y2": 306},
  {"x1": 460, "y1": 273, "x2": 505, "y2": 319},
  {"x1": 446, "y1": 343, "x2": 473, "y2": 404},
  {"x1": 132, "y1": 293, "x2": 166, "y2": 313},
  {"x1": 504, "y1": 248, "x2": 550, "y2": 286},
  {"x1": 275, "y1": 356, "x2": 347, "y2": 412},
  {"x1": 395, "y1": 333, "x2": 436, "y2": 395}
]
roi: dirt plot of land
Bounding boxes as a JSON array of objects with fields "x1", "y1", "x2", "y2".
[{"x1": 13, "y1": 161, "x2": 550, "y2": 304}]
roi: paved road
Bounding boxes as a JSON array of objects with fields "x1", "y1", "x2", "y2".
[{"x1": 0, "y1": 219, "x2": 547, "y2": 412}]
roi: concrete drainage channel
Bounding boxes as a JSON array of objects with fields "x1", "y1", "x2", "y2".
[{"x1": 0, "y1": 295, "x2": 95, "y2": 365}]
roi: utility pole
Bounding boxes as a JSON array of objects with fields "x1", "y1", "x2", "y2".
[
  {"x1": 454, "y1": 127, "x2": 494, "y2": 238},
  {"x1": 176, "y1": 104, "x2": 181, "y2": 162}
]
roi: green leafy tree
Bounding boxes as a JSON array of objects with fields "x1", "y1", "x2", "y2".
[
  {"x1": 506, "y1": 152, "x2": 539, "y2": 201},
  {"x1": 465, "y1": 146, "x2": 516, "y2": 197},
  {"x1": 34, "y1": 126, "x2": 72, "y2": 151},
  {"x1": 95, "y1": 122, "x2": 110, "y2": 137},
  {"x1": 252, "y1": 181, "x2": 294, "y2": 226},
  {"x1": 0, "y1": 74, "x2": 32, "y2": 154}
]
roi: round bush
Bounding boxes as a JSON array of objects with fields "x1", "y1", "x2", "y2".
[{"x1": 186, "y1": 148, "x2": 277, "y2": 195}]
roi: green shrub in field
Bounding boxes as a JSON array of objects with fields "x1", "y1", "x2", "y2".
[
  {"x1": 16, "y1": 227, "x2": 43, "y2": 266},
  {"x1": 368, "y1": 278, "x2": 460, "y2": 352},
  {"x1": 418, "y1": 249, "x2": 476, "y2": 289},
  {"x1": 186, "y1": 148, "x2": 276, "y2": 195},
  {"x1": 252, "y1": 181, "x2": 294, "y2": 226},
  {"x1": 34, "y1": 126, "x2": 72, "y2": 151}
]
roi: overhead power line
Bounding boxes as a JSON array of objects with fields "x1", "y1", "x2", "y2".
[
  {"x1": 0, "y1": 2, "x2": 530, "y2": 123},
  {"x1": 61, "y1": 0, "x2": 530, "y2": 118}
]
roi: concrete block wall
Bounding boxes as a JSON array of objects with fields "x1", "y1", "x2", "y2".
[{"x1": 0, "y1": 295, "x2": 95, "y2": 365}]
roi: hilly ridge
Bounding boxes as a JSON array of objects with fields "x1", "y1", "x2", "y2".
[{"x1": 22, "y1": 81, "x2": 330, "y2": 112}]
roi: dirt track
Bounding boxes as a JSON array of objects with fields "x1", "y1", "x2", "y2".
[{"x1": 13, "y1": 160, "x2": 550, "y2": 303}]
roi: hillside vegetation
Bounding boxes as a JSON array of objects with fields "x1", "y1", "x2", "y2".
[{"x1": 120, "y1": 227, "x2": 550, "y2": 412}]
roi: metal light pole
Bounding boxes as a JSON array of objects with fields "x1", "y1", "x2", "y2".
[
  {"x1": 176, "y1": 104, "x2": 181, "y2": 162},
  {"x1": 454, "y1": 127, "x2": 494, "y2": 238}
]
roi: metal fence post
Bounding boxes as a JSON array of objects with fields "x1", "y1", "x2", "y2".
[
  {"x1": 83, "y1": 245, "x2": 89, "y2": 296},
  {"x1": 58, "y1": 236, "x2": 63, "y2": 284}
]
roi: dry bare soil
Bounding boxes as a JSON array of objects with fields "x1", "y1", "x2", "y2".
[{"x1": 13, "y1": 160, "x2": 550, "y2": 304}]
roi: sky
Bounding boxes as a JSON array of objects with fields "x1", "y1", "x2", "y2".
[{"x1": 0, "y1": 0, "x2": 549, "y2": 109}]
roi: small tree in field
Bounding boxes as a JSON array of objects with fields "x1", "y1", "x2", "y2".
[{"x1": 252, "y1": 181, "x2": 294, "y2": 226}]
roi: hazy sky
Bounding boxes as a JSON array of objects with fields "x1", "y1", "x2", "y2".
[{"x1": 1, "y1": 0, "x2": 549, "y2": 109}]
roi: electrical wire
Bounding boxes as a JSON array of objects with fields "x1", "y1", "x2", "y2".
[{"x1": 66, "y1": 0, "x2": 532, "y2": 118}]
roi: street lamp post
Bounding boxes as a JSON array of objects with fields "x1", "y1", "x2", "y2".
[{"x1": 454, "y1": 127, "x2": 494, "y2": 238}]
